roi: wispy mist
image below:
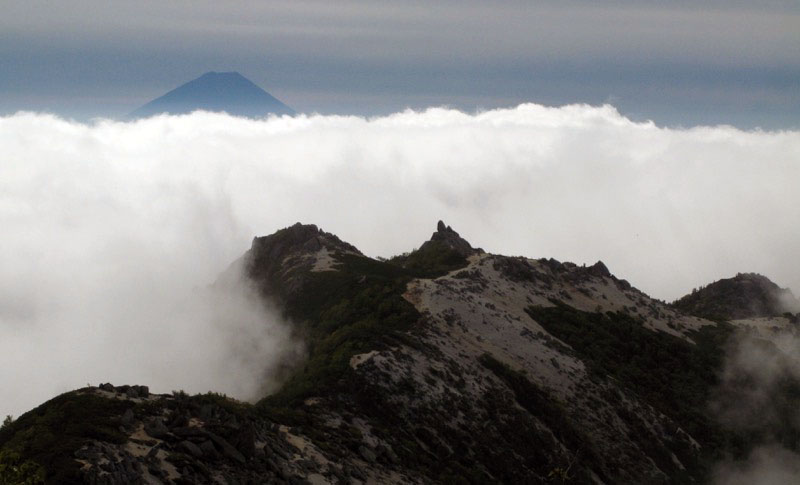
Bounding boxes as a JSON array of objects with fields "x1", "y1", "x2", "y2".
[
  {"x1": 714, "y1": 444, "x2": 800, "y2": 485},
  {"x1": 712, "y1": 329, "x2": 800, "y2": 432},
  {"x1": 711, "y1": 324, "x2": 800, "y2": 483},
  {"x1": 780, "y1": 292, "x2": 800, "y2": 314},
  {"x1": 1, "y1": 105, "x2": 798, "y2": 417}
]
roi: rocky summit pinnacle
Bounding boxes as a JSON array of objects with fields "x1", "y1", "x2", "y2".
[
  {"x1": 127, "y1": 71, "x2": 294, "y2": 119},
  {"x1": 420, "y1": 220, "x2": 482, "y2": 257}
]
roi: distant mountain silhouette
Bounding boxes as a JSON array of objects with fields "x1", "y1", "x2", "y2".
[{"x1": 127, "y1": 72, "x2": 294, "y2": 119}]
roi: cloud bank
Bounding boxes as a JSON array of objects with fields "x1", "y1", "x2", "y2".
[{"x1": 1, "y1": 104, "x2": 799, "y2": 417}]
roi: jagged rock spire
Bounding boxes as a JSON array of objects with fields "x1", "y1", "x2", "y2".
[{"x1": 421, "y1": 220, "x2": 482, "y2": 257}]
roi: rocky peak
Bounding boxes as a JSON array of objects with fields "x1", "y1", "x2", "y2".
[
  {"x1": 587, "y1": 260, "x2": 611, "y2": 278},
  {"x1": 673, "y1": 272, "x2": 799, "y2": 320},
  {"x1": 249, "y1": 223, "x2": 360, "y2": 262},
  {"x1": 243, "y1": 223, "x2": 361, "y2": 297},
  {"x1": 420, "y1": 220, "x2": 481, "y2": 258}
]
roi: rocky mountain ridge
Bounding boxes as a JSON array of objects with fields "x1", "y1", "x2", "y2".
[{"x1": 2, "y1": 222, "x2": 799, "y2": 484}]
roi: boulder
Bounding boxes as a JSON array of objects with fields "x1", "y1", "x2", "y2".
[
  {"x1": 200, "y1": 440, "x2": 219, "y2": 460},
  {"x1": 178, "y1": 440, "x2": 204, "y2": 458},
  {"x1": 206, "y1": 431, "x2": 246, "y2": 464},
  {"x1": 358, "y1": 445, "x2": 377, "y2": 463},
  {"x1": 144, "y1": 418, "x2": 170, "y2": 440},
  {"x1": 120, "y1": 408, "x2": 135, "y2": 428}
]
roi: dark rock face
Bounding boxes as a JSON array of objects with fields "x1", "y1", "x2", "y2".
[
  {"x1": 673, "y1": 272, "x2": 800, "y2": 320},
  {"x1": 420, "y1": 220, "x2": 482, "y2": 258},
  {"x1": 587, "y1": 260, "x2": 611, "y2": 278}
]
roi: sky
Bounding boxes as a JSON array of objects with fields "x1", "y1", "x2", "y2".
[
  {"x1": 2, "y1": 106, "x2": 799, "y2": 418},
  {"x1": 1, "y1": 0, "x2": 799, "y2": 128}
]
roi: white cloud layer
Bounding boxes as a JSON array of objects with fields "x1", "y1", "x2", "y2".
[{"x1": 1, "y1": 104, "x2": 799, "y2": 417}]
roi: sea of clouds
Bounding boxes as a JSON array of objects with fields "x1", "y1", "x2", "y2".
[{"x1": 1, "y1": 104, "x2": 799, "y2": 420}]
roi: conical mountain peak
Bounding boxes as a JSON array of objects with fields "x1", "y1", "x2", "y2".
[{"x1": 127, "y1": 72, "x2": 294, "y2": 119}]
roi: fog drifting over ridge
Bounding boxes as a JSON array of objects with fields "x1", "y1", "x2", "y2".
[{"x1": 1, "y1": 104, "x2": 799, "y2": 417}]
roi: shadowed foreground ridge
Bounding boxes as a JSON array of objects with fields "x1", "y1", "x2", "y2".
[{"x1": 3, "y1": 221, "x2": 800, "y2": 484}]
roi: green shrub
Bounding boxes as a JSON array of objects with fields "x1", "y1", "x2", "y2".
[
  {"x1": 388, "y1": 240, "x2": 468, "y2": 278},
  {"x1": 525, "y1": 302, "x2": 737, "y2": 475},
  {"x1": 0, "y1": 449, "x2": 44, "y2": 484},
  {"x1": 478, "y1": 353, "x2": 606, "y2": 483},
  {"x1": 258, "y1": 253, "x2": 429, "y2": 413},
  {"x1": 0, "y1": 392, "x2": 130, "y2": 483}
]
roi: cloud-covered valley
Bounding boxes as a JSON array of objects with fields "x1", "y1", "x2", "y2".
[{"x1": 1, "y1": 104, "x2": 798, "y2": 418}]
